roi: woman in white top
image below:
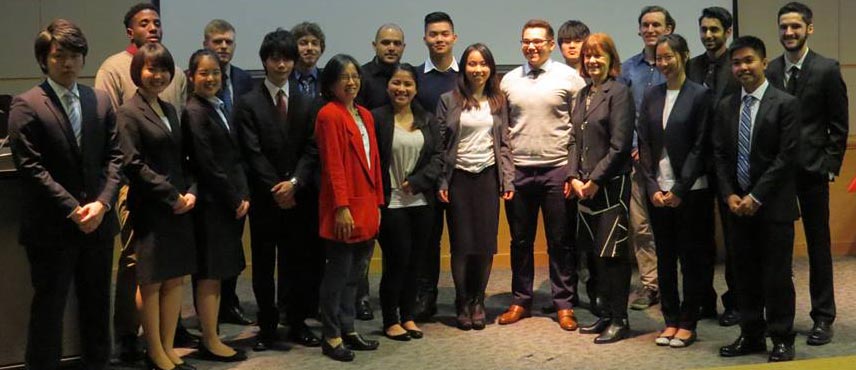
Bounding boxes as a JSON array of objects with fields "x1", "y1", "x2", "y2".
[
  {"x1": 637, "y1": 34, "x2": 713, "y2": 348},
  {"x1": 436, "y1": 43, "x2": 515, "y2": 331}
]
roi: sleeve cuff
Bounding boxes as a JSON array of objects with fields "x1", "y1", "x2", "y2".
[{"x1": 748, "y1": 193, "x2": 762, "y2": 206}]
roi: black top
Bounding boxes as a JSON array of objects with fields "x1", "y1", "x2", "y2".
[{"x1": 357, "y1": 58, "x2": 396, "y2": 110}]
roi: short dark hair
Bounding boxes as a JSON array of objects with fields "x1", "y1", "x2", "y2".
[
  {"x1": 124, "y1": 2, "x2": 159, "y2": 29},
  {"x1": 522, "y1": 19, "x2": 554, "y2": 39},
  {"x1": 424, "y1": 11, "x2": 454, "y2": 32},
  {"x1": 130, "y1": 43, "x2": 175, "y2": 88},
  {"x1": 259, "y1": 28, "x2": 299, "y2": 68},
  {"x1": 699, "y1": 6, "x2": 733, "y2": 29},
  {"x1": 454, "y1": 43, "x2": 505, "y2": 114},
  {"x1": 656, "y1": 34, "x2": 689, "y2": 64},
  {"x1": 778, "y1": 1, "x2": 813, "y2": 25},
  {"x1": 639, "y1": 5, "x2": 676, "y2": 31},
  {"x1": 389, "y1": 63, "x2": 419, "y2": 91},
  {"x1": 728, "y1": 35, "x2": 766, "y2": 60},
  {"x1": 35, "y1": 19, "x2": 88, "y2": 74},
  {"x1": 204, "y1": 19, "x2": 235, "y2": 40},
  {"x1": 319, "y1": 54, "x2": 361, "y2": 102},
  {"x1": 557, "y1": 20, "x2": 590, "y2": 43},
  {"x1": 291, "y1": 22, "x2": 326, "y2": 53}
]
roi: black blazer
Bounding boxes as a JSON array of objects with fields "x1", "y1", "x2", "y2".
[
  {"x1": 637, "y1": 80, "x2": 710, "y2": 199},
  {"x1": 435, "y1": 92, "x2": 515, "y2": 193},
  {"x1": 568, "y1": 78, "x2": 635, "y2": 184},
  {"x1": 712, "y1": 84, "x2": 799, "y2": 222},
  {"x1": 8, "y1": 81, "x2": 122, "y2": 246},
  {"x1": 218, "y1": 64, "x2": 253, "y2": 104},
  {"x1": 183, "y1": 94, "x2": 249, "y2": 211},
  {"x1": 686, "y1": 52, "x2": 740, "y2": 105},
  {"x1": 117, "y1": 93, "x2": 196, "y2": 247},
  {"x1": 766, "y1": 50, "x2": 849, "y2": 176},
  {"x1": 372, "y1": 103, "x2": 443, "y2": 205}
]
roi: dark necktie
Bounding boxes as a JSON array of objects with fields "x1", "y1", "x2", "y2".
[
  {"x1": 277, "y1": 90, "x2": 288, "y2": 119},
  {"x1": 222, "y1": 74, "x2": 233, "y2": 115},
  {"x1": 787, "y1": 66, "x2": 800, "y2": 95},
  {"x1": 529, "y1": 68, "x2": 543, "y2": 79},
  {"x1": 704, "y1": 62, "x2": 716, "y2": 90},
  {"x1": 737, "y1": 95, "x2": 755, "y2": 191}
]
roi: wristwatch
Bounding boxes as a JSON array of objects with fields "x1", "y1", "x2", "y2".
[{"x1": 289, "y1": 177, "x2": 299, "y2": 187}]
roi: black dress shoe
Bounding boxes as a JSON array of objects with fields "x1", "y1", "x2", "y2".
[
  {"x1": 719, "y1": 309, "x2": 741, "y2": 327},
  {"x1": 174, "y1": 326, "x2": 200, "y2": 348},
  {"x1": 342, "y1": 333, "x2": 379, "y2": 351},
  {"x1": 117, "y1": 335, "x2": 145, "y2": 363},
  {"x1": 321, "y1": 340, "x2": 354, "y2": 362},
  {"x1": 719, "y1": 336, "x2": 766, "y2": 357},
  {"x1": 806, "y1": 321, "x2": 833, "y2": 346},
  {"x1": 196, "y1": 345, "x2": 247, "y2": 362},
  {"x1": 355, "y1": 300, "x2": 374, "y2": 321},
  {"x1": 174, "y1": 362, "x2": 197, "y2": 370},
  {"x1": 219, "y1": 305, "x2": 255, "y2": 325},
  {"x1": 594, "y1": 319, "x2": 630, "y2": 344},
  {"x1": 769, "y1": 342, "x2": 795, "y2": 362},
  {"x1": 413, "y1": 293, "x2": 438, "y2": 322},
  {"x1": 288, "y1": 325, "x2": 322, "y2": 347},
  {"x1": 580, "y1": 317, "x2": 612, "y2": 334},
  {"x1": 253, "y1": 334, "x2": 277, "y2": 352}
]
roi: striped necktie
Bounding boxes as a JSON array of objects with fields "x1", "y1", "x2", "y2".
[
  {"x1": 737, "y1": 94, "x2": 755, "y2": 191},
  {"x1": 64, "y1": 91, "x2": 82, "y2": 145}
]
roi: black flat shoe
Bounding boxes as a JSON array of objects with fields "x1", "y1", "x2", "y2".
[
  {"x1": 594, "y1": 319, "x2": 629, "y2": 344},
  {"x1": 196, "y1": 345, "x2": 247, "y2": 362},
  {"x1": 719, "y1": 336, "x2": 766, "y2": 357},
  {"x1": 407, "y1": 329, "x2": 424, "y2": 339},
  {"x1": 144, "y1": 355, "x2": 174, "y2": 370},
  {"x1": 288, "y1": 325, "x2": 322, "y2": 347},
  {"x1": 253, "y1": 335, "x2": 277, "y2": 352},
  {"x1": 321, "y1": 340, "x2": 354, "y2": 362},
  {"x1": 580, "y1": 317, "x2": 612, "y2": 334},
  {"x1": 769, "y1": 342, "x2": 795, "y2": 362},
  {"x1": 342, "y1": 333, "x2": 379, "y2": 351},
  {"x1": 174, "y1": 362, "x2": 197, "y2": 370},
  {"x1": 669, "y1": 331, "x2": 697, "y2": 348},
  {"x1": 384, "y1": 331, "x2": 411, "y2": 341},
  {"x1": 806, "y1": 321, "x2": 833, "y2": 346}
]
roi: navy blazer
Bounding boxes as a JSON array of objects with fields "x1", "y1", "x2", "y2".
[
  {"x1": 372, "y1": 103, "x2": 443, "y2": 205},
  {"x1": 637, "y1": 80, "x2": 710, "y2": 199},
  {"x1": 766, "y1": 50, "x2": 849, "y2": 176},
  {"x1": 8, "y1": 81, "x2": 122, "y2": 246},
  {"x1": 218, "y1": 64, "x2": 253, "y2": 103},
  {"x1": 712, "y1": 84, "x2": 799, "y2": 222}
]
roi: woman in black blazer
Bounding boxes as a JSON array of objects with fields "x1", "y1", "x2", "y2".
[
  {"x1": 117, "y1": 44, "x2": 197, "y2": 370},
  {"x1": 637, "y1": 34, "x2": 712, "y2": 348},
  {"x1": 436, "y1": 43, "x2": 515, "y2": 331},
  {"x1": 372, "y1": 63, "x2": 443, "y2": 341},
  {"x1": 568, "y1": 33, "x2": 635, "y2": 344},
  {"x1": 183, "y1": 49, "x2": 249, "y2": 362}
]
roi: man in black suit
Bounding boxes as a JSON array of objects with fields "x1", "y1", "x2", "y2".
[
  {"x1": 8, "y1": 19, "x2": 122, "y2": 370},
  {"x1": 356, "y1": 23, "x2": 406, "y2": 110},
  {"x1": 233, "y1": 29, "x2": 322, "y2": 352},
  {"x1": 686, "y1": 6, "x2": 742, "y2": 327},
  {"x1": 202, "y1": 18, "x2": 255, "y2": 326},
  {"x1": 766, "y1": 2, "x2": 848, "y2": 346},
  {"x1": 714, "y1": 36, "x2": 799, "y2": 363}
]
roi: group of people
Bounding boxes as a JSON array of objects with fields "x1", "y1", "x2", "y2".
[{"x1": 6, "y1": 1, "x2": 847, "y2": 369}]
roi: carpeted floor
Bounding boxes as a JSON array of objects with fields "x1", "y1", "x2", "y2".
[{"x1": 111, "y1": 256, "x2": 856, "y2": 370}]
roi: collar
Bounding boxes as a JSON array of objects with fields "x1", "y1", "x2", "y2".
[
  {"x1": 223, "y1": 64, "x2": 232, "y2": 79},
  {"x1": 205, "y1": 95, "x2": 226, "y2": 110},
  {"x1": 741, "y1": 79, "x2": 769, "y2": 101},
  {"x1": 264, "y1": 78, "x2": 289, "y2": 101},
  {"x1": 785, "y1": 47, "x2": 810, "y2": 71},
  {"x1": 707, "y1": 50, "x2": 728, "y2": 66},
  {"x1": 423, "y1": 56, "x2": 459, "y2": 73},
  {"x1": 630, "y1": 51, "x2": 655, "y2": 66},
  {"x1": 523, "y1": 58, "x2": 554, "y2": 75},
  {"x1": 125, "y1": 43, "x2": 138, "y2": 55},
  {"x1": 294, "y1": 67, "x2": 319, "y2": 80},
  {"x1": 369, "y1": 57, "x2": 396, "y2": 76},
  {"x1": 47, "y1": 77, "x2": 79, "y2": 100}
]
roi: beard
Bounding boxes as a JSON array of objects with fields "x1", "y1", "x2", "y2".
[{"x1": 781, "y1": 35, "x2": 807, "y2": 52}]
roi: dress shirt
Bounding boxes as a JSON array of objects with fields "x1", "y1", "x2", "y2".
[
  {"x1": 264, "y1": 78, "x2": 290, "y2": 105},
  {"x1": 784, "y1": 47, "x2": 809, "y2": 85},
  {"x1": 423, "y1": 56, "x2": 460, "y2": 73},
  {"x1": 206, "y1": 96, "x2": 230, "y2": 131},
  {"x1": 47, "y1": 78, "x2": 81, "y2": 143}
]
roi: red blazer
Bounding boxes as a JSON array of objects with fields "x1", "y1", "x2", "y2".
[{"x1": 315, "y1": 101, "x2": 384, "y2": 243}]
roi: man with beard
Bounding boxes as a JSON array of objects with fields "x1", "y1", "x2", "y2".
[
  {"x1": 765, "y1": 1, "x2": 848, "y2": 346},
  {"x1": 290, "y1": 22, "x2": 325, "y2": 99},
  {"x1": 357, "y1": 24, "x2": 406, "y2": 110},
  {"x1": 686, "y1": 6, "x2": 741, "y2": 327}
]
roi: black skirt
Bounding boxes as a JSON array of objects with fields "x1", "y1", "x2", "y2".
[
  {"x1": 447, "y1": 166, "x2": 500, "y2": 256},
  {"x1": 193, "y1": 200, "x2": 246, "y2": 280}
]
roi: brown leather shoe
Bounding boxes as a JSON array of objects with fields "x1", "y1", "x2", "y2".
[
  {"x1": 557, "y1": 309, "x2": 578, "y2": 331},
  {"x1": 498, "y1": 305, "x2": 529, "y2": 325}
]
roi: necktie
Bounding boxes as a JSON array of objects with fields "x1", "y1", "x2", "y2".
[
  {"x1": 704, "y1": 62, "x2": 716, "y2": 90},
  {"x1": 64, "y1": 91, "x2": 81, "y2": 145},
  {"x1": 737, "y1": 95, "x2": 755, "y2": 191},
  {"x1": 787, "y1": 66, "x2": 800, "y2": 95},
  {"x1": 222, "y1": 74, "x2": 233, "y2": 115},
  {"x1": 529, "y1": 68, "x2": 543, "y2": 79},
  {"x1": 277, "y1": 90, "x2": 288, "y2": 119},
  {"x1": 299, "y1": 74, "x2": 316, "y2": 97},
  {"x1": 217, "y1": 101, "x2": 230, "y2": 132}
]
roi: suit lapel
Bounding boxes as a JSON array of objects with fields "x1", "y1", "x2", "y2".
[
  {"x1": 78, "y1": 86, "x2": 97, "y2": 154},
  {"x1": 767, "y1": 58, "x2": 786, "y2": 90},
  {"x1": 794, "y1": 50, "x2": 815, "y2": 97},
  {"x1": 753, "y1": 87, "x2": 776, "y2": 148},
  {"x1": 583, "y1": 79, "x2": 613, "y2": 121},
  {"x1": 198, "y1": 96, "x2": 238, "y2": 148},
  {"x1": 649, "y1": 86, "x2": 667, "y2": 158},
  {"x1": 39, "y1": 81, "x2": 80, "y2": 154},
  {"x1": 134, "y1": 94, "x2": 173, "y2": 138},
  {"x1": 342, "y1": 104, "x2": 374, "y2": 183}
]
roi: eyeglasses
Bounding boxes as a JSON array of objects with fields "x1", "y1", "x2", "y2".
[
  {"x1": 338, "y1": 73, "x2": 360, "y2": 82},
  {"x1": 521, "y1": 38, "x2": 551, "y2": 47}
]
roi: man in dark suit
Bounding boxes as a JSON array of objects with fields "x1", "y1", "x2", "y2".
[
  {"x1": 8, "y1": 19, "x2": 122, "y2": 370},
  {"x1": 356, "y1": 23, "x2": 406, "y2": 110},
  {"x1": 766, "y1": 2, "x2": 848, "y2": 346},
  {"x1": 686, "y1": 6, "x2": 742, "y2": 327},
  {"x1": 202, "y1": 18, "x2": 254, "y2": 326},
  {"x1": 714, "y1": 36, "x2": 799, "y2": 363},
  {"x1": 233, "y1": 29, "x2": 322, "y2": 352}
]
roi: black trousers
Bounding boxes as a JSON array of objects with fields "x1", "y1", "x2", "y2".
[
  {"x1": 250, "y1": 197, "x2": 324, "y2": 336},
  {"x1": 415, "y1": 202, "x2": 446, "y2": 301},
  {"x1": 319, "y1": 240, "x2": 374, "y2": 338},
  {"x1": 730, "y1": 214, "x2": 796, "y2": 342},
  {"x1": 796, "y1": 170, "x2": 836, "y2": 323},
  {"x1": 505, "y1": 166, "x2": 576, "y2": 310},
  {"x1": 700, "y1": 175, "x2": 738, "y2": 313},
  {"x1": 26, "y1": 239, "x2": 113, "y2": 370},
  {"x1": 593, "y1": 256, "x2": 632, "y2": 320},
  {"x1": 567, "y1": 201, "x2": 595, "y2": 307},
  {"x1": 451, "y1": 253, "x2": 494, "y2": 305},
  {"x1": 649, "y1": 189, "x2": 714, "y2": 330},
  {"x1": 378, "y1": 205, "x2": 433, "y2": 327}
]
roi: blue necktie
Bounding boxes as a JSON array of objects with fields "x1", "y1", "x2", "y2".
[
  {"x1": 299, "y1": 74, "x2": 316, "y2": 97},
  {"x1": 64, "y1": 91, "x2": 81, "y2": 145},
  {"x1": 222, "y1": 74, "x2": 233, "y2": 115},
  {"x1": 737, "y1": 95, "x2": 755, "y2": 191}
]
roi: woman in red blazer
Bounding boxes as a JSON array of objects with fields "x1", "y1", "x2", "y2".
[{"x1": 315, "y1": 54, "x2": 384, "y2": 362}]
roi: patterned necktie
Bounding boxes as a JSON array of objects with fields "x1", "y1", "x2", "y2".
[
  {"x1": 217, "y1": 101, "x2": 230, "y2": 132},
  {"x1": 704, "y1": 62, "x2": 716, "y2": 90},
  {"x1": 787, "y1": 66, "x2": 800, "y2": 95},
  {"x1": 64, "y1": 91, "x2": 81, "y2": 145},
  {"x1": 277, "y1": 90, "x2": 288, "y2": 119},
  {"x1": 299, "y1": 74, "x2": 316, "y2": 97},
  {"x1": 737, "y1": 94, "x2": 755, "y2": 191},
  {"x1": 222, "y1": 73, "x2": 233, "y2": 115}
]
